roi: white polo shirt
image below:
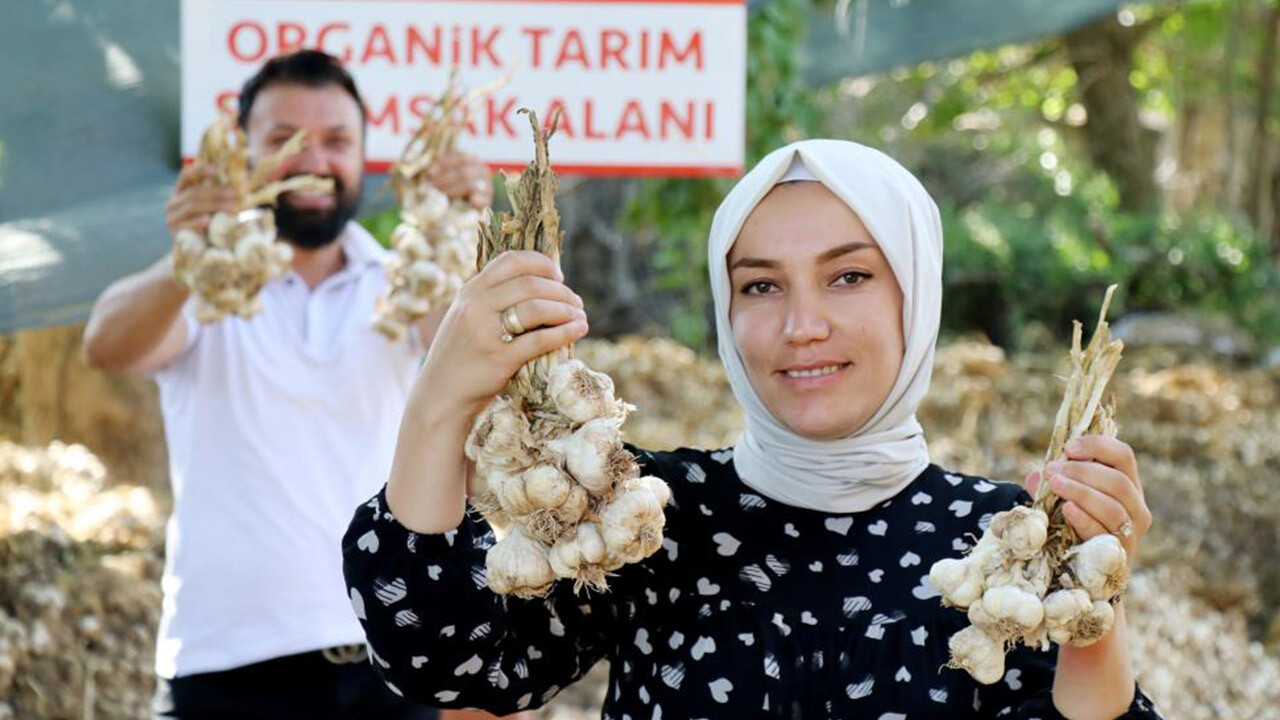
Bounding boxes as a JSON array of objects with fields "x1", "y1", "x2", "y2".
[{"x1": 152, "y1": 222, "x2": 423, "y2": 678}]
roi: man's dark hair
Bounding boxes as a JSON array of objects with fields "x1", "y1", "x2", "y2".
[{"x1": 237, "y1": 49, "x2": 367, "y2": 130}]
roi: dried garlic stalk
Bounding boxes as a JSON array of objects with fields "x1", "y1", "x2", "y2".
[
  {"x1": 373, "y1": 73, "x2": 505, "y2": 340},
  {"x1": 467, "y1": 110, "x2": 668, "y2": 599},
  {"x1": 173, "y1": 112, "x2": 334, "y2": 323},
  {"x1": 933, "y1": 285, "x2": 1128, "y2": 683}
]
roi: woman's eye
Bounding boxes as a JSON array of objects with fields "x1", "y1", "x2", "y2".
[
  {"x1": 834, "y1": 271, "x2": 870, "y2": 286},
  {"x1": 327, "y1": 138, "x2": 351, "y2": 150},
  {"x1": 742, "y1": 281, "x2": 776, "y2": 295}
]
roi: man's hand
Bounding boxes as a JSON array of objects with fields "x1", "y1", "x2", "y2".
[
  {"x1": 428, "y1": 152, "x2": 493, "y2": 209},
  {"x1": 165, "y1": 164, "x2": 237, "y2": 238}
]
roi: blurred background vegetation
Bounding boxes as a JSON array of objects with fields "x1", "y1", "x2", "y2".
[{"x1": 363, "y1": 0, "x2": 1280, "y2": 353}]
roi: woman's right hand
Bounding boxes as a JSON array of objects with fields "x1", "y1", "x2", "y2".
[
  {"x1": 387, "y1": 250, "x2": 586, "y2": 533},
  {"x1": 417, "y1": 250, "x2": 588, "y2": 423}
]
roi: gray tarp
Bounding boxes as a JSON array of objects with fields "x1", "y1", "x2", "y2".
[{"x1": 0, "y1": 0, "x2": 1132, "y2": 334}]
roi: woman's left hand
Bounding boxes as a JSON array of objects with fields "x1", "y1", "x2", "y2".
[{"x1": 1026, "y1": 435, "x2": 1152, "y2": 562}]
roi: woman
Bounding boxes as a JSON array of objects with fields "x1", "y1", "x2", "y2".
[{"x1": 343, "y1": 140, "x2": 1162, "y2": 720}]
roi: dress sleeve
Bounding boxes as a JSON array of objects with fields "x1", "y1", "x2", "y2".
[
  {"x1": 341, "y1": 488, "x2": 621, "y2": 715},
  {"x1": 978, "y1": 643, "x2": 1165, "y2": 719}
]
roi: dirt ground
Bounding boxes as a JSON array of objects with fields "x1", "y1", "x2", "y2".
[{"x1": 2, "y1": 326, "x2": 1279, "y2": 719}]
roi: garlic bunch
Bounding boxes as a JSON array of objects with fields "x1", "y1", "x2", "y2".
[
  {"x1": 373, "y1": 75, "x2": 487, "y2": 341},
  {"x1": 174, "y1": 210, "x2": 294, "y2": 323},
  {"x1": 174, "y1": 113, "x2": 332, "y2": 323},
  {"x1": 935, "y1": 286, "x2": 1131, "y2": 683},
  {"x1": 371, "y1": 190, "x2": 481, "y2": 341},
  {"x1": 465, "y1": 110, "x2": 669, "y2": 597}
]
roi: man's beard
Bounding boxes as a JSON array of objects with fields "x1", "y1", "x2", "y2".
[{"x1": 273, "y1": 175, "x2": 361, "y2": 250}]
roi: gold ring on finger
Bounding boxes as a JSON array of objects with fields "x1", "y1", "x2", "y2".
[{"x1": 501, "y1": 306, "x2": 526, "y2": 337}]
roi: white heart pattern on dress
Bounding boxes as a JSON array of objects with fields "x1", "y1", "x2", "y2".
[
  {"x1": 737, "y1": 632, "x2": 755, "y2": 646},
  {"x1": 842, "y1": 596, "x2": 872, "y2": 618},
  {"x1": 697, "y1": 578, "x2": 721, "y2": 595},
  {"x1": 663, "y1": 538, "x2": 679, "y2": 561},
  {"x1": 809, "y1": 560, "x2": 824, "y2": 572},
  {"x1": 740, "y1": 564, "x2": 773, "y2": 592},
  {"x1": 949, "y1": 500, "x2": 973, "y2": 518},
  {"x1": 661, "y1": 662, "x2": 685, "y2": 689},
  {"x1": 373, "y1": 577, "x2": 407, "y2": 606},
  {"x1": 973, "y1": 480, "x2": 997, "y2": 493},
  {"x1": 825, "y1": 517, "x2": 854, "y2": 535},
  {"x1": 911, "y1": 626, "x2": 929, "y2": 646},
  {"x1": 357, "y1": 530, "x2": 379, "y2": 553},
  {"x1": 772, "y1": 613, "x2": 792, "y2": 636},
  {"x1": 690, "y1": 636, "x2": 717, "y2": 660},
  {"x1": 846, "y1": 676, "x2": 875, "y2": 699},
  {"x1": 708, "y1": 678, "x2": 733, "y2": 703},
  {"x1": 684, "y1": 462, "x2": 707, "y2": 483},
  {"x1": 784, "y1": 523, "x2": 800, "y2": 538},
  {"x1": 669, "y1": 631, "x2": 685, "y2": 649},
  {"x1": 454, "y1": 654, "x2": 483, "y2": 676},
  {"x1": 1004, "y1": 668, "x2": 1023, "y2": 690},
  {"x1": 912, "y1": 573, "x2": 941, "y2": 600},
  {"x1": 764, "y1": 653, "x2": 781, "y2": 678},
  {"x1": 411, "y1": 655, "x2": 428, "y2": 669},
  {"x1": 945, "y1": 473, "x2": 964, "y2": 486},
  {"x1": 711, "y1": 448, "x2": 734, "y2": 464},
  {"x1": 868, "y1": 569, "x2": 885, "y2": 583},
  {"x1": 801, "y1": 611, "x2": 818, "y2": 625},
  {"x1": 867, "y1": 520, "x2": 888, "y2": 536},
  {"x1": 713, "y1": 532, "x2": 741, "y2": 556},
  {"x1": 635, "y1": 628, "x2": 654, "y2": 654},
  {"x1": 895, "y1": 666, "x2": 911, "y2": 682},
  {"x1": 427, "y1": 565, "x2": 442, "y2": 581},
  {"x1": 911, "y1": 492, "x2": 932, "y2": 505},
  {"x1": 349, "y1": 588, "x2": 366, "y2": 620},
  {"x1": 899, "y1": 551, "x2": 921, "y2": 568},
  {"x1": 929, "y1": 688, "x2": 949, "y2": 703}
]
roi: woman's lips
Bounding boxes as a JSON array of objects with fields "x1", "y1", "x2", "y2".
[{"x1": 776, "y1": 362, "x2": 852, "y2": 388}]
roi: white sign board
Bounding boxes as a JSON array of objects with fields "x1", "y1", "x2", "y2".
[{"x1": 181, "y1": 0, "x2": 746, "y2": 177}]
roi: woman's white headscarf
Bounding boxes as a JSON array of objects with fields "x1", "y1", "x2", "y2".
[{"x1": 708, "y1": 139, "x2": 944, "y2": 513}]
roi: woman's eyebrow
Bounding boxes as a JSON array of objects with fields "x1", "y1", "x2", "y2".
[
  {"x1": 729, "y1": 256, "x2": 778, "y2": 271},
  {"x1": 817, "y1": 241, "x2": 876, "y2": 263},
  {"x1": 729, "y1": 241, "x2": 876, "y2": 272}
]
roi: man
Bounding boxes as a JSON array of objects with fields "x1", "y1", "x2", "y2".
[{"x1": 83, "y1": 50, "x2": 502, "y2": 719}]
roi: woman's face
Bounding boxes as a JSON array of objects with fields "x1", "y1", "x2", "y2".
[{"x1": 728, "y1": 182, "x2": 905, "y2": 441}]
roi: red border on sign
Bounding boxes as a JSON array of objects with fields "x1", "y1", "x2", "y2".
[{"x1": 181, "y1": 156, "x2": 741, "y2": 178}]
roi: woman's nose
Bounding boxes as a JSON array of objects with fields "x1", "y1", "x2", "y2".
[{"x1": 783, "y1": 292, "x2": 831, "y2": 345}]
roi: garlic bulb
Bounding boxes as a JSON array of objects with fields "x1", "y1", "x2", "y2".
[
  {"x1": 947, "y1": 625, "x2": 1006, "y2": 685},
  {"x1": 548, "y1": 522, "x2": 611, "y2": 592},
  {"x1": 485, "y1": 527, "x2": 554, "y2": 599},
  {"x1": 930, "y1": 557, "x2": 985, "y2": 609},
  {"x1": 1043, "y1": 588, "x2": 1093, "y2": 644},
  {"x1": 1068, "y1": 534, "x2": 1129, "y2": 601},
  {"x1": 989, "y1": 506, "x2": 1049, "y2": 560},
  {"x1": 547, "y1": 359, "x2": 619, "y2": 423},
  {"x1": 548, "y1": 418, "x2": 638, "y2": 496},
  {"x1": 599, "y1": 478, "x2": 667, "y2": 564},
  {"x1": 981, "y1": 585, "x2": 1046, "y2": 632}
]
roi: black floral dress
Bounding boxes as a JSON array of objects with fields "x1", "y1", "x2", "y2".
[{"x1": 342, "y1": 447, "x2": 1163, "y2": 719}]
